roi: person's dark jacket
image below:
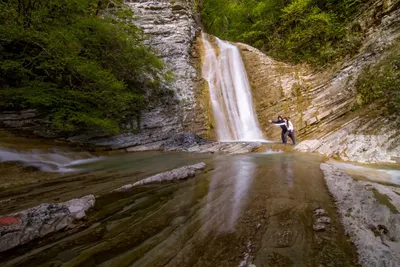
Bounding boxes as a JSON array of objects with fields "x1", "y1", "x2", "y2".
[{"x1": 272, "y1": 120, "x2": 288, "y2": 131}]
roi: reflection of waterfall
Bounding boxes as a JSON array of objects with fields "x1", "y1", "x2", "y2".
[
  {"x1": 277, "y1": 155, "x2": 294, "y2": 188},
  {"x1": 0, "y1": 147, "x2": 103, "y2": 172},
  {"x1": 201, "y1": 32, "x2": 264, "y2": 141},
  {"x1": 228, "y1": 157, "x2": 256, "y2": 230},
  {"x1": 202, "y1": 156, "x2": 256, "y2": 233}
]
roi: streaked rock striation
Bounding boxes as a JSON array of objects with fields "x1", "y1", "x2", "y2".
[{"x1": 237, "y1": 0, "x2": 400, "y2": 164}]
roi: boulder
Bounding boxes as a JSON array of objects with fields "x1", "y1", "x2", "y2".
[{"x1": 0, "y1": 195, "x2": 95, "y2": 252}]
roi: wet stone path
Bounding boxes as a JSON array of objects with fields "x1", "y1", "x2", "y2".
[{"x1": 0, "y1": 151, "x2": 360, "y2": 267}]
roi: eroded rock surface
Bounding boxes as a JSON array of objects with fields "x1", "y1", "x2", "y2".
[
  {"x1": 86, "y1": 0, "x2": 199, "y2": 148},
  {"x1": 296, "y1": 115, "x2": 400, "y2": 163},
  {"x1": 236, "y1": 0, "x2": 400, "y2": 164},
  {"x1": 321, "y1": 163, "x2": 400, "y2": 266},
  {"x1": 0, "y1": 195, "x2": 95, "y2": 252},
  {"x1": 115, "y1": 162, "x2": 206, "y2": 191}
]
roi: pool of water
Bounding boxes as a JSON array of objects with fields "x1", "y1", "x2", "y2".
[
  {"x1": 0, "y1": 147, "x2": 360, "y2": 267},
  {"x1": 329, "y1": 160, "x2": 400, "y2": 186}
]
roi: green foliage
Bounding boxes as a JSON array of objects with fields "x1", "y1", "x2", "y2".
[
  {"x1": 0, "y1": 0, "x2": 164, "y2": 135},
  {"x1": 201, "y1": 0, "x2": 363, "y2": 66},
  {"x1": 356, "y1": 41, "x2": 400, "y2": 112}
]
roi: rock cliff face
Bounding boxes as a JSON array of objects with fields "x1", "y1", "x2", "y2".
[
  {"x1": 70, "y1": 0, "x2": 200, "y2": 148},
  {"x1": 0, "y1": 0, "x2": 200, "y2": 149},
  {"x1": 235, "y1": 0, "x2": 400, "y2": 163},
  {"x1": 1, "y1": 0, "x2": 398, "y2": 162}
]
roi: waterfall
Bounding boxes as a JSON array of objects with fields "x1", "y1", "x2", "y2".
[{"x1": 201, "y1": 33, "x2": 264, "y2": 142}]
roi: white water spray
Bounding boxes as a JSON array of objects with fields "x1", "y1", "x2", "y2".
[{"x1": 201, "y1": 33, "x2": 264, "y2": 141}]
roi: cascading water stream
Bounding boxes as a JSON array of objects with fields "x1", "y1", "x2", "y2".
[
  {"x1": 201, "y1": 32, "x2": 264, "y2": 142},
  {"x1": 0, "y1": 147, "x2": 104, "y2": 172}
]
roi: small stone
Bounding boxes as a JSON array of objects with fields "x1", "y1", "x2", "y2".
[
  {"x1": 365, "y1": 184, "x2": 373, "y2": 191},
  {"x1": 313, "y1": 223, "x2": 326, "y2": 232},
  {"x1": 317, "y1": 217, "x2": 331, "y2": 224},
  {"x1": 315, "y1": 209, "x2": 327, "y2": 216},
  {"x1": 74, "y1": 211, "x2": 86, "y2": 220}
]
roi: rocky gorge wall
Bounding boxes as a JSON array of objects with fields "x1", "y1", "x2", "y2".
[
  {"x1": 0, "y1": 0, "x2": 399, "y2": 164},
  {"x1": 70, "y1": 0, "x2": 202, "y2": 148},
  {"x1": 235, "y1": 0, "x2": 400, "y2": 164},
  {"x1": 0, "y1": 0, "x2": 201, "y2": 149}
]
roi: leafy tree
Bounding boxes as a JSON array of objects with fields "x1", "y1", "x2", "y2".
[
  {"x1": 0, "y1": 0, "x2": 165, "y2": 135},
  {"x1": 200, "y1": 0, "x2": 362, "y2": 66}
]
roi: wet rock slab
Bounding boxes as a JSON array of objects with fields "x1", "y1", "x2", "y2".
[
  {"x1": 0, "y1": 195, "x2": 95, "y2": 252},
  {"x1": 126, "y1": 132, "x2": 262, "y2": 155},
  {"x1": 321, "y1": 163, "x2": 400, "y2": 266},
  {"x1": 296, "y1": 116, "x2": 400, "y2": 164},
  {"x1": 115, "y1": 162, "x2": 206, "y2": 191}
]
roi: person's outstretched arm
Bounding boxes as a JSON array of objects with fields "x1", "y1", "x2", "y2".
[{"x1": 269, "y1": 119, "x2": 286, "y2": 126}]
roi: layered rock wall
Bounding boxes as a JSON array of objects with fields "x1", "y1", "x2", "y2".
[
  {"x1": 69, "y1": 0, "x2": 200, "y2": 148},
  {"x1": 237, "y1": 0, "x2": 400, "y2": 163}
]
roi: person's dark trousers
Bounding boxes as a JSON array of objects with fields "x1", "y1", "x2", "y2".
[
  {"x1": 287, "y1": 130, "x2": 296, "y2": 145},
  {"x1": 281, "y1": 129, "x2": 288, "y2": 144}
]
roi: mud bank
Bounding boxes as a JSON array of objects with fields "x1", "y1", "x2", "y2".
[{"x1": 321, "y1": 163, "x2": 400, "y2": 266}]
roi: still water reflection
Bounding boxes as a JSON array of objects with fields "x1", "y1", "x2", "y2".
[{"x1": 0, "y1": 151, "x2": 360, "y2": 267}]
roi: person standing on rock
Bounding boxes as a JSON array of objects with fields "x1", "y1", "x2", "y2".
[
  {"x1": 269, "y1": 116, "x2": 288, "y2": 144},
  {"x1": 284, "y1": 117, "x2": 296, "y2": 146}
]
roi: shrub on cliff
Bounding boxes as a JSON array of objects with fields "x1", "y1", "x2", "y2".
[
  {"x1": 200, "y1": 0, "x2": 362, "y2": 67},
  {"x1": 356, "y1": 40, "x2": 400, "y2": 113},
  {"x1": 0, "y1": 0, "x2": 164, "y2": 135}
]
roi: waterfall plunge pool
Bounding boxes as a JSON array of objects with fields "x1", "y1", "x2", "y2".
[{"x1": 0, "y1": 147, "x2": 360, "y2": 267}]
